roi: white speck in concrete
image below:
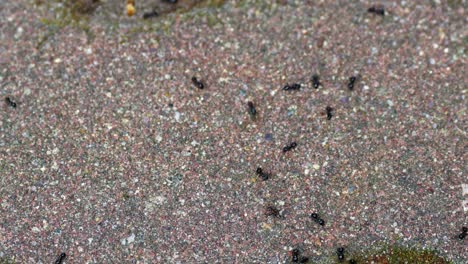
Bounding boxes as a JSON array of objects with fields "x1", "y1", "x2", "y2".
[
  {"x1": 145, "y1": 195, "x2": 167, "y2": 213},
  {"x1": 121, "y1": 233, "x2": 135, "y2": 246},
  {"x1": 155, "y1": 135, "x2": 162, "y2": 142},
  {"x1": 14, "y1": 27, "x2": 24, "y2": 39}
]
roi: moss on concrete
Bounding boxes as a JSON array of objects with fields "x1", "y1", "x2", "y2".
[
  {"x1": 347, "y1": 244, "x2": 451, "y2": 264},
  {"x1": 0, "y1": 257, "x2": 15, "y2": 264}
]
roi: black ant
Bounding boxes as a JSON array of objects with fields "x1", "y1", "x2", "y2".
[
  {"x1": 5, "y1": 97, "x2": 16, "y2": 108},
  {"x1": 164, "y1": 0, "x2": 177, "y2": 3},
  {"x1": 55, "y1": 253, "x2": 67, "y2": 264},
  {"x1": 326, "y1": 106, "x2": 334, "y2": 120},
  {"x1": 348, "y1": 76, "x2": 357, "y2": 90},
  {"x1": 459, "y1": 226, "x2": 467, "y2": 240},
  {"x1": 256, "y1": 167, "x2": 269, "y2": 181},
  {"x1": 312, "y1": 75, "x2": 320, "y2": 89},
  {"x1": 283, "y1": 142, "x2": 297, "y2": 153},
  {"x1": 191, "y1": 76, "x2": 204, "y2": 89},
  {"x1": 143, "y1": 10, "x2": 158, "y2": 19},
  {"x1": 337, "y1": 247, "x2": 345, "y2": 262},
  {"x1": 264, "y1": 205, "x2": 281, "y2": 218},
  {"x1": 283, "y1": 83, "x2": 301, "y2": 91},
  {"x1": 291, "y1": 249, "x2": 309, "y2": 263},
  {"x1": 310, "y1": 213, "x2": 325, "y2": 226},
  {"x1": 368, "y1": 6, "x2": 385, "y2": 16},
  {"x1": 292, "y1": 248, "x2": 300, "y2": 262},
  {"x1": 247, "y1": 101, "x2": 257, "y2": 119}
]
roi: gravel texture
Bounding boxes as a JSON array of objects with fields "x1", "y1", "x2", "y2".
[{"x1": 0, "y1": 0, "x2": 466, "y2": 263}]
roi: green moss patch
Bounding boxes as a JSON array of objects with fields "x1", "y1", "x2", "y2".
[{"x1": 348, "y1": 245, "x2": 451, "y2": 264}]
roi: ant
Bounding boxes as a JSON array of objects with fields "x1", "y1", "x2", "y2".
[
  {"x1": 5, "y1": 97, "x2": 16, "y2": 108},
  {"x1": 247, "y1": 101, "x2": 257, "y2": 119},
  {"x1": 283, "y1": 83, "x2": 301, "y2": 91},
  {"x1": 291, "y1": 249, "x2": 309, "y2": 263},
  {"x1": 312, "y1": 75, "x2": 320, "y2": 89},
  {"x1": 264, "y1": 205, "x2": 281, "y2": 218},
  {"x1": 368, "y1": 6, "x2": 385, "y2": 16},
  {"x1": 256, "y1": 167, "x2": 270, "y2": 181},
  {"x1": 164, "y1": 0, "x2": 177, "y2": 3},
  {"x1": 337, "y1": 247, "x2": 345, "y2": 262},
  {"x1": 348, "y1": 76, "x2": 357, "y2": 90},
  {"x1": 292, "y1": 248, "x2": 300, "y2": 262},
  {"x1": 310, "y1": 213, "x2": 325, "y2": 226},
  {"x1": 459, "y1": 226, "x2": 467, "y2": 240},
  {"x1": 191, "y1": 76, "x2": 204, "y2": 89},
  {"x1": 326, "y1": 106, "x2": 334, "y2": 120},
  {"x1": 143, "y1": 10, "x2": 158, "y2": 19},
  {"x1": 283, "y1": 142, "x2": 297, "y2": 153},
  {"x1": 55, "y1": 253, "x2": 67, "y2": 264}
]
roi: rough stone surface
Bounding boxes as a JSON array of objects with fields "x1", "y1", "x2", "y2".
[{"x1": 0, "y1": 0, "x2": 466, "y2": 263}]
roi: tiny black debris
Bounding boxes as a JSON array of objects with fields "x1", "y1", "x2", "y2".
[
  {"x1": 283, "y1": 83, "x2": 301, "y2": 91},
  {"x1": 312, "y1": 74, "x2": 320, "y2": 89},
  {"x1": 264, "y1": 205, "x2": 281, "y2": 218},
  {"x1": 191, "y1": 76, "x2": 204, "y2": 89},
  {"x1": 326, "y1": 106, "x2": 334, "y2": 120},
  {"x1": 349, "y1": 259, "x2": 357, "y2": 264},
  {"x1": 5, "y1": 97, "x2": 16, "y2": 108},
  {"x1": 55, "y1": 253, "x2": 67, "y2": 264},
  {"x1": 256, "y1": 167, "x2": 269, "y2": 181},
  {"x1": 299, "y1": 256, "x2": 309, "y2": 263},
  {"x1": 337, "y1": 247, "x2": 345, "y2": 262},
  {"x1": 283, "y1": 142, "x2": 297, "y2": 153},
  {"x1": 348, "y1": 76, "x2": 357, "y2": 90},
  {"x1": 247, "y1": 101, "x2": 257, "y2": 119},
  {"x1": 143, "y1": 10, "x2": 158, "y2": 19},
  {"x1": 368, "y1": 6, "x2": 385, "y2": 16}
]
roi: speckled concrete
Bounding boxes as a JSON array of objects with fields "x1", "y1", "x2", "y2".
[{"x1": 0, "y1": 0, "x2": 466, "y2": 263}]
